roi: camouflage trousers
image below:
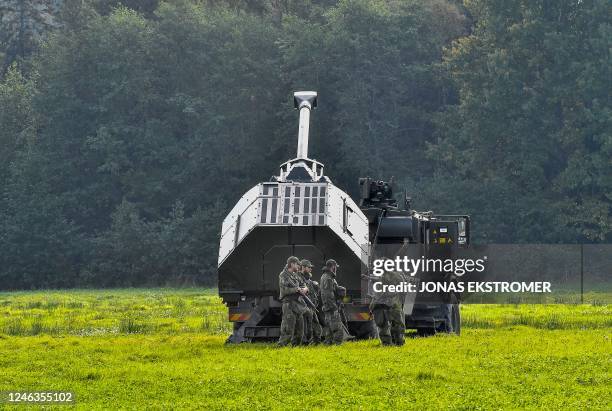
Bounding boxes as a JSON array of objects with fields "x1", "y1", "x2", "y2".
[
  {"x1": 372, "y1": 304, "x2": 405, "y2": 346},
  {"x1": 303, "y1": 308, "x2": 322, "y2": 344},
  {"x1": 278, "y1": 300, "x2": 307, "y2": 346},
  {"x1": 322, "y1": 309, "x2": 344, "y2": 345}
]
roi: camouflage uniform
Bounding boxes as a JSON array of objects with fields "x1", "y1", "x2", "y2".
[
  {"x1": 370, "y1": 269, "x2": 407, "y2": 346},
  {"x1": 299, "y1": 260, "x2": 322, "y2": 344},
  {"x1": 278, "y1": 257, "x2": 308, "y2": 346},
  {"x1": 320, "y1": 260, "x2": 344, "y2": 345}
]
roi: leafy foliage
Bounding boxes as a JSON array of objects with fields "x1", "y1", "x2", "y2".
[
  {"x1": 431, "y1": 0, "x2": 611, "y2": 242},
  {"x1": 0, "y1": 0, "x2": 609, "y2": 289}
]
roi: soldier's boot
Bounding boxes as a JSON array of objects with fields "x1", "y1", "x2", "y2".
[
  {"x1": 305, "y1": 328, "x2": 320, "y2": 345},
  {"x1": 310, "y1": 317, "x2": 322, "y2": 345},
  {"x1": 322, "y1": 327, "x2": 333, "y2": 345},
  {"x1": 391, "y1": 330, "x2": 405, "y2": 346},
  {"x1": 389, "y1": 309, "x2": 406, "y2": 346},
  {"x1": 373, "y1": 308, "x2": 393, "y2": 346},
  {"x1": 323, "y1": 310, "x2": 343, "y2": 345},
  {"x1": 379, "y1": 330, "x2": 393, "y2": 346},
  {"x1": 390, "y1": 319, "x2": 405, "y2": 346},
  {"x1": 331, "y1": 319, "x2": 344, "y2": 345},
  {"x1": 378, "y1": 322, "x2": 393, "y2": 345}
]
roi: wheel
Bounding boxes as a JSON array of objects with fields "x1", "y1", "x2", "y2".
[
  {"x1": 417, "y1": 327, "x2": 436, "y2": 337},
  {"x1": 348, "y1": 320, "x2": 378, "y2": 339}
]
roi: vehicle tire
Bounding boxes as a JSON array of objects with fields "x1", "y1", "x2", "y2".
[
  {"x1": 417, "y1": 327, "x2": 436, "y2": 337},
  {"x1": 349, "y1": 320, "x2": 377, "y2": 339}
]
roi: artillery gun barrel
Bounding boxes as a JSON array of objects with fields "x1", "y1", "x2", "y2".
[{"x1": 294, "y1": 91, "x2": 317, "y2": 159}]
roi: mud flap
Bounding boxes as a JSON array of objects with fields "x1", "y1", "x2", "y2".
[{"x1": 226, "y1": 299, "x2": 270, "y2": 343}]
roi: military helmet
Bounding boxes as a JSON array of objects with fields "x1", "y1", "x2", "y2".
[
  {"x1": 287, "y1": 256, "x2": 300, "y2": 265},
  {"x1": 300, "y1": 259, "x2": 313, "y2": 268}
]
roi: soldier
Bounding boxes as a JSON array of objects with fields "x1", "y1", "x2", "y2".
[
  {"x1": 299, "y1": 259, "x2": 322, "y2": 345},
  {"x1": 363, "y1": 262, "x2": 407, "y2": 346},
  {"x1": 320, "y1": 259, "x2": 346, "y2": 345},
  {"x1": 278, "y1": 256, "x2": 309, "y2": 346}
]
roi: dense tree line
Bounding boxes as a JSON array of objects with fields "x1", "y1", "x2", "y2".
[{"x1": 0, "y1": 0, "x2": 609, "y2": 289}]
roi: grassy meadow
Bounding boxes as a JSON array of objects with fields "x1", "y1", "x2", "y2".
[{"x1": 0, "y1": 288, "x2": 610, "y2": 409}]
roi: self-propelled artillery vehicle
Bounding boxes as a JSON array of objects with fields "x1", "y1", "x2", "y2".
[{"x1": 218, "y1": 91, "x2": 470, "y2": 343}]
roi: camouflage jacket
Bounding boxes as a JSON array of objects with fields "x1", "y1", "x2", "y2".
[
  {"x1": 370, "y1": 270, "x2": 407, "y2": 309},
  {"x1": 279, "y1": 267, "x2": 306, "y2": 302},
  {"x1": 320, "y1": 268, "x2": 341, "y2": 312},
  {"x1": 300, "y1": 272, "x2": 320, "y2": 307}
]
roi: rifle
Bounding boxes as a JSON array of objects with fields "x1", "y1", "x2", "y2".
[
  {"x1": 340, "y1": 320, "x2": 354, "y2": 340},
  {"x1": 288, "y1": 275, "x2": 319, "y2": 314},
  {"x1": 338, "y1": 305, "x2": 354, "y2": 339}
]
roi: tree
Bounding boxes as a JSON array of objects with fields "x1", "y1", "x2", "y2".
[
  {"x1": 279, "y1": 0, "x2": 468, "y2": 195},
  {"x1": 0, "y1": 0, "x2": 61, "y2": 73},
  {"x1": 0, "y1": 65, "x2": 36, "y2": 184},
  {"x1": 431, "y1": 0, "x2": 611, "y2": 242}
]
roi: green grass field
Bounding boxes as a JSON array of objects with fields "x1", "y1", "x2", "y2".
[{"x1": 0, "y1": 289, "x2": 610, "y2": 409}]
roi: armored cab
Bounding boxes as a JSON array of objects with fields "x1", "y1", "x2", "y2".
[
  {"x1": 358, "y1": 177, "x2": 470, "y2": 335},
  {"x1": 218, "y1": 92, "x2": 369, "y2": 342}
]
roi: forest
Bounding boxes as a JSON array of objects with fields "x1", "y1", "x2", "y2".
[{"x1": 0, "y1": 0, "x2": 610, "y2": 288}]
